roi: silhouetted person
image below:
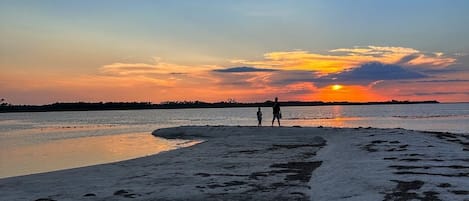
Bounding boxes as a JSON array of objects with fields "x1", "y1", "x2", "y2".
[
  {"x1": 257, "y1": 107, "x2": 263, "y2": 126},
  {"x1": 272, "y1": 97, "x2": 281, "y2": 127}
]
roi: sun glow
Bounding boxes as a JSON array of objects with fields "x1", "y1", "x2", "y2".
[
  {"x1": 313, "y1": 85, "x2": 387, "y2": 102},
  {"x1": 331, "y1": 84, "x2": 343, "y2": 90}
]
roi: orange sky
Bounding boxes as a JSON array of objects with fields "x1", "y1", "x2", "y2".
[{"x1": 1, "y1": 45, "x2": 468, "y2": 104}]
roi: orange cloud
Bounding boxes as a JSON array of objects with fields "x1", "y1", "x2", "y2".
[{"x1": 231, "y1": 46, "x2": 456, "y2": 74}]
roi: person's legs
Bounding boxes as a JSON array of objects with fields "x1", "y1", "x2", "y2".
[{"x1": 272, "y1": 114, "x2": 280, "y2": 127}]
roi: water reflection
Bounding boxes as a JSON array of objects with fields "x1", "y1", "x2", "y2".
[
  {"x1": 330, "y1": 106, "x2": 345, "y2": 127},
  {"x1": 0, "y1": 133, "x2": 199, "y2": 178},
  {"x1": 332, "y1": 105, "x2": 342, "y2": 117}
]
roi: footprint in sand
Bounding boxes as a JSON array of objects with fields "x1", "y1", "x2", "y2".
[{"x1": 114, "y1": 189, "x2": 140, "y2": 198}]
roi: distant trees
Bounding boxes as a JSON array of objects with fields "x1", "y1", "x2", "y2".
[
  {"x1": 226, "y1": 98, "x2": 237, "y2": 104},
  {"x1": 0, "y1": 98, "x2": 9, "y2": 106},
  {"x1": 0, "y1": 100, "x2": 439, "y2": 113},
  {"x1": 160, "y1": 100, "x2": 208, "y2": 105}
]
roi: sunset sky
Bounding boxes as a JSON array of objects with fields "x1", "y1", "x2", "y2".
[{"x1": 1, "y1": 0, "x2": 468, "y2": 104}]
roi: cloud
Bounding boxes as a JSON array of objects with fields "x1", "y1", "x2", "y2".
[
  {"x1": 268, "y1": 70, "x2": 317, "y2": 86},
  {"x1": 213, "y1": 66, "x2": 278, "y2": 73},
  {"x1": 413, "y1": 79, "x2": 469, "y2": 83},
  {"x1": 336, "y1": 62, "x2": 427, "y2": 80},
  {"x1": 231, "y1": 46, "x2": 456, "y2": 74},
  {"x1": 100, "y1": 62, "x2": 165, "y2": 76},
  {"x1": 396, "y1": 54, "x2": 421, "y2": 65},
  {"x1": 211, "y1": 62, "x2": 430, "y2": 91},
  {"x1": 414, "y1": 92, "x2": 469, "y2": 96},
  {"x1": 329, "y1": 46, "x2": 456, "y2": 68},
  {"x1": 232, "y1": 50, "x2": 360, "y2": 73},
  {"x1": 100, "y1": 57, "x2": 216, "y2": 76},
  {"x1": 314, "y1": 62, "x2": 427, "y2": 87},
  {"x1": 330, "y1": 46, "x2": 420, "y2": 55},
  {"x1": 419, "y1": 68, "x2": 464, "y2": 74},
  {"x1": 211, "y1": 69, "x2": 273, "y2": 89},
  {"x1": 430, "y1": 54, "x2": 469, "y2": 72}
]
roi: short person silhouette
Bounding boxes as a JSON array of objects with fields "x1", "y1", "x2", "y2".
[{"x1": 257, "y1": 107, "x2": 262, "y2": 126}]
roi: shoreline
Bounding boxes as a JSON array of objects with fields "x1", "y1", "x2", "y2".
[{"x1": 0, "y1": 126, "x2": 467, "y2": 200}]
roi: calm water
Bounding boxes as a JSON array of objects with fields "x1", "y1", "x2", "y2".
[{"x1": 1, "y1": 103, "x2": 468, "y2": 178}]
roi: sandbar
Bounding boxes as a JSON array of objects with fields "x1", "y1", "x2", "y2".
[{"x1": 0, "y1": 126, "x2": 467, "y2": 201}]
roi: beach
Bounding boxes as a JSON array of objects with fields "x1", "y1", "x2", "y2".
[{"x1": 0, "y1": 126, "x2": 467, "y2": 201}]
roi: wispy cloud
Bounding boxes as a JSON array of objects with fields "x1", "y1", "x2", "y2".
[
  {"x1": 330, "y1": 46, "x2": 419, "y2": 55},
  {"x1": 100, "y1": 57, "x2": 216, "y2": 76},
  {"x1": 330, "y1": 46, "x2": 456, "y2": 68},
  {"x1": 213, "y1": 66, "x2": 278, "y2": 73},
  {"x1": 100, "y1": 62, "x2": 165, "y2": 76}
]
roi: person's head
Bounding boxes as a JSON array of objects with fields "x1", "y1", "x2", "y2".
[
  {"x1": 258, "y1": 107, "x2": 261, "y2": 111},
  {"x1": 274, "y1": 97, "x2": 278, "y2": 102}
]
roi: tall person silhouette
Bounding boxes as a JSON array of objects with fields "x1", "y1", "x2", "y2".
[{"x1": 272, "y1": 97, "x2": 281, "y2": 127}]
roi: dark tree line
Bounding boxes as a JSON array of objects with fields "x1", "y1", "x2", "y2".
[
  {"x1": 0, "y1": 98, "x2": 9, "y2": 106},
  {"x1": 0, "y1": 99, "x2": 439, "y2": 113}
]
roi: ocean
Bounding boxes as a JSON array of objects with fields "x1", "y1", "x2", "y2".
[{"x1": 1, "y1": 103, "x2": 468, "y2": 178}]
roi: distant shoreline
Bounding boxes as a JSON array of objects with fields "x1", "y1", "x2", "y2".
[{"x1": 0, "y1": 100, "x2": 439, "y2": 113}]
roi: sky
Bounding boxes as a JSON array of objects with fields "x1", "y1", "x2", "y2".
[{"x1": 1, "y1": 0, "x2": 468, "y2": 104}]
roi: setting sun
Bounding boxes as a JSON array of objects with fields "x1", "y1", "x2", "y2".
[{"x1": 331, "y1": 84, "x2": 343, "y2": 90}]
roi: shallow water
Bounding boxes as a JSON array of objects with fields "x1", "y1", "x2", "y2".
[
  {"x1": 0, "y1": 103, "x2": 467, "y2": 178},
  {"x1": 0, "y1": 132, "x2": 197, "y2": 178}
]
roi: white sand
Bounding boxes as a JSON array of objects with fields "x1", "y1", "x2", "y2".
[{"x1": 0, "y1": 126, "x2": 467, "y2": 201}]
